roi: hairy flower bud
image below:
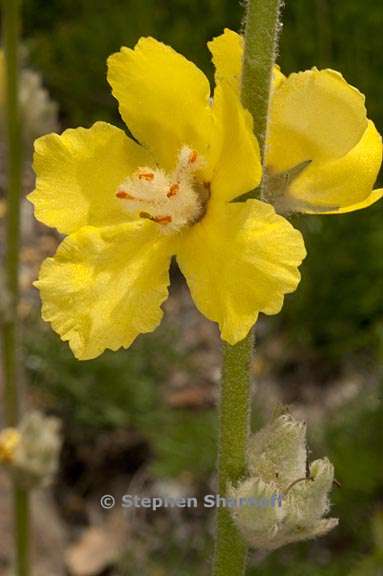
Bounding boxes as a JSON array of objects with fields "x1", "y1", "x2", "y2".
[
  {"x1": 247, "y1": 412, "x2": 307, "y2": 490},
  {"x1": 228, "y1": 477, "x2": 284, "y2": 549},
  {"x1": 229, "y1": 413, "x2": 338, "y2": 550},
  {"x1": 0, "y1": 411, "x2": 62, "y2": 489}
]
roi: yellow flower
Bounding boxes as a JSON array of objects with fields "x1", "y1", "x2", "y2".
[
  {"x1": 0, "y1": 428, "x2": 21, "y2": 464},
  {"x1": 29, "y1": 36, "x2": 306, "y2": 360},
  {"x1": 209, "y1": 29, "x2": 383, "y2": 214}
]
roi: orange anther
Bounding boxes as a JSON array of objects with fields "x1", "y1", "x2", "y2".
[
  {"x1": 138, "y1": 172, "x2": 154, "y2": 181},
  {"x1": 153, "y1": 215, "x2": 172, "y2": 225},
  {"x1": 167, "y1": 183, "x2": 179, "y2": 197},
  {"x1": 189, "y1": 150, "x2": 198, "y2": 164},
  {"x1": 116, "y1": 190, "x2": 134, "y2": 199}
]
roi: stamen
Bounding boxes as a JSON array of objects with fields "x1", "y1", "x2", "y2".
[
  {"x1": 189, "y1": 150, "x2": 198, "y2": 164},
  {"x1": 116, "y1": 190, "x2": 134, "y2": 199},
  {"x1": 152, "y1": 215, "x2": 172, "y2": 224},
  {"x1": 116, "y1": 146, "x2": 208, "y2": 233},
  {"x1": 167, "y1": 183, "x2": 179, "y2": 198},
  {"x1": 138, "y1": 171, "x2": 155, "y2": 181},
  {"x1": 139, "y1": 212, "x2": 172, "y2": 225}
]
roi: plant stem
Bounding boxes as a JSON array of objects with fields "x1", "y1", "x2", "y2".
[
  {"x1": 1, "y1": 1, "x2": 30, "y2": 575},
  {"x1": 241, "y1": 0, "x2": 282, "y2": 161},
  {"x1": 14, "y1": 486, "x2": 30, "y2": 576},
  {"x1": 2, "y1": 0, "x2": 22, "y2": 424},
  {"x1": 213, "y1": 1, "x2": 282, "y2": 575},
  {"x1": 213, "y1": 337, "x2": 253, "y2": 576}
]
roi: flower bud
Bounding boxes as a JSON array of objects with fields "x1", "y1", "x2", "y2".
[
  {"x1": 229, "y1": 413, "x2": 338, "y2": 550},
  {"x1": 228, "y1": 477, "x2": 284, "y2": 549},
  {"x1": 0, "y1": 411, "x2": 62, "y2": 489},
  {"x1": 247, "y1": 413, "x2": 307, "y2": 490}
]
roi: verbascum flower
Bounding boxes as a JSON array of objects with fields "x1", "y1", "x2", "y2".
[
  {"x1": 28, "y1": 36, "x2": 306, "y2": 360},
  {"x1": 228, "y1": 414, "x2": 338, "y2": 550},
  {"x1": 209, "y1": 29, "x2": 383, "y2": 215},
  {"x1": 0, "y1": 411, "x2": 62, "y2": 489},
  {"x1": 0, "y1": 50, "x2": 58, "y2": 148}
]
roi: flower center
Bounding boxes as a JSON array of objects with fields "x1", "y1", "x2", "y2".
[{"x1": 116, "y1": 146, "x2": 210, "y2": 233}]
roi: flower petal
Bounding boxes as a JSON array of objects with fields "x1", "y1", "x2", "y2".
[
  {"x1": 208, "y1": 28, "x2": 243, "y2": 91},
  {"x1": 267, "y1": 69, "x2": 368, "y2": 172},
  {"x1": 35, "y1": 222, "x2": 172, "y2": 360},
  {"x1": 284, "y1": 121, "x2": 382, "y2": 213},
  {"x1": 208, "y1": 28, "x2": 285, "y2": 92},
  {"x1": 211, "y1": 83, "x2": 262, "y2": 201},
  {"x1": 176, "y1": 201, "x2": 306, "y2": 344},
  {"x1": 29, "y1": 122, "x2": 151, "y2": 234},
  {"x1": 325, "y1": 188, "x2": 383, "y2": 214},
  {"x1": 107, "y1": 37, "x2": 217, "y2": 172}
]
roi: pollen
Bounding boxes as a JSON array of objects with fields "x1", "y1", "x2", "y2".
[{"x1": 116, "y1": 146, "x2": 209, "y2": 233}]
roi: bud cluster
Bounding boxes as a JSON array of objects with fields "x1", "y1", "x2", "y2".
[{"x1": 228, "y1": 413, "x2": 338, "y2": 550}]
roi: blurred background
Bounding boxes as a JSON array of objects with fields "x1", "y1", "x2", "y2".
[{"x1": 1, "y1": 0, "x2": 383, "y2": 574}]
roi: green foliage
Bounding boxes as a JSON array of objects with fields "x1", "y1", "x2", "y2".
[
  {"x1": 323, "y1": 382, "x2": 383, "y2": 550},
  {"x1": 22, "y1": 0, "x2": 241, "y2": 126},
  {"x1": 349, "y1": 511, "x2": 383, "y2": 575},
  {"x1": 25, "y1": 317, "x2": 217, "y2": 479},
  {"x1": 25, "y1": 318, "x2": 168, "y2": 431},
  {"x1": 120, "y1": 536, "x2": 212, "y2": 576},
  {"x1": 147, "y1": 409, "x2": 217, "y2": 478},
  {"x1": 281, "y1": 203, "x2": 383, "y2": 362}
]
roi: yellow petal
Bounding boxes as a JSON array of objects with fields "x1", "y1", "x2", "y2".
[
  {"x1": 267, "y1": 69, "x2": 368, "y2": 172},
  {"x1": 208, "y1": 28, "x2": 285, "y2": 93},
  {"x1": 107, "y1": 37, "x2": 217, "y2": 172},
  {"x1": 208, "y1": 28, "x2": 243, "y2": 91},
  {"x1": 211, "y1": 83, "x2": 262, "y2": 202},
  {"x1": 176, "y1": 201, "x2": 306, "y2": 344},
  {"x1": 35, "y1": 222, "x2": 172, "y2": 360},
  {"x1": 319, "y1": 188, "x2": 383, "y2": 214},
  {"x1": 272, "y1": 66, "x2": 286, "y2": 89},
  {"x1": 29, "y1": 122, "x2": 151, "y2": 234},
  {"x1": 285, "y1": 121, "x2": 382, "y2": 213}
]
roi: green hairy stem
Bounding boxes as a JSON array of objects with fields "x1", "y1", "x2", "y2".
[
  {"x1": 1, "y1": 1, "x2": 30, "y2": 575},
  {"x1": 212, "y1": 1, "x2": 282, "y2": 575}
]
